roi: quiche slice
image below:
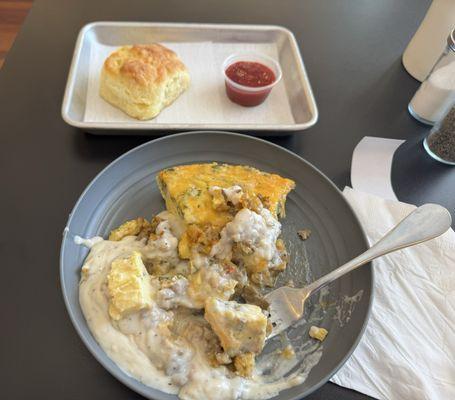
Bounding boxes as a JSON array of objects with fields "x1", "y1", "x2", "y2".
[{"x1": 157, "y1": 163, "x2": 295, "y2": 227}]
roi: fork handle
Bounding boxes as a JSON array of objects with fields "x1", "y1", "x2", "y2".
[{"x1": 304, "y1": 203, "x2": 452, "y2": 296}]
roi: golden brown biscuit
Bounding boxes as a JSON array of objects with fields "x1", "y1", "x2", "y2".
[{"x1": 100, "y1": 44, "x2": 190, "y2": 120}]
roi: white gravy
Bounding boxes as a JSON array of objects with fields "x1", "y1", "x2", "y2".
[{"x1": 78, "y1": 211, "x2": 320, "y2": 400}]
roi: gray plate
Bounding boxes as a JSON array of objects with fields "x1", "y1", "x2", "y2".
[{"x1": 60, "y1": 131, "x2": 372, "y2": 400}]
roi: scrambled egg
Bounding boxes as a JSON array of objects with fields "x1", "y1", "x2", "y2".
[{"x1": 107, "y1": 251, "x2": 152, "y2": 320}]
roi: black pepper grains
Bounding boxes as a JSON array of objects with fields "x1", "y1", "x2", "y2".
[{"x1": 426, "y1": 106, "x2": 455, "y2": 164}]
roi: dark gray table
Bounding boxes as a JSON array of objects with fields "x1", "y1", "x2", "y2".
[{"x1": 2, "y1": 0, "x2": 452, "y2": 399}]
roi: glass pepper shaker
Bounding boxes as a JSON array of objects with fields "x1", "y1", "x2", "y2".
[
  {"x1": 408, "y1": 28, "x2": 455, "y2": 125},
  {"x1": 423, "y1": 103, "x2": 455, "y2": 165}
]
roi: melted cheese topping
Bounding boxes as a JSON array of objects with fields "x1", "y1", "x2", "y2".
[{"x1": 157, "y1": 163, "x2": 295, "y2": 228}]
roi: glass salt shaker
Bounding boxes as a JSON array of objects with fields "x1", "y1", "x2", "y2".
[
  {"x1": 408, "y1": 28, "x2": 455, "y2": 125},
  {"x1": 423, "y1": 103, "x2": 455, "y2": 165}
]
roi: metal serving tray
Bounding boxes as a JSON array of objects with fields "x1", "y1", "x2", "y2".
[{"x1": 62, "y1": 22, "x2": 318, "y2": 135}]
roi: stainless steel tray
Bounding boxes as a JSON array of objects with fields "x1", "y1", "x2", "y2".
[{"x1": 61, "y1": 22, "x2": 318, "y2": 135}]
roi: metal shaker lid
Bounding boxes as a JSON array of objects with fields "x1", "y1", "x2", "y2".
[{"x1": 448, "y1": 28, "x2": 455, "y2": 52}]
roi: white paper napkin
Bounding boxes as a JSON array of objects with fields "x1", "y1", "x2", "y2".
[
  {"x1": 330, "y1": 187, "x2": 455, "y2": 400},
  {"x1": 84, "y1": 42, "x2": 295, "y2": 125}
]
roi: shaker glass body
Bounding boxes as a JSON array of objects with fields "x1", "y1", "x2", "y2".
[
  {"x1": 423, "y1": 103, "x2": 455, "y2": 165},
  {"x1": 408, "y1": 34, "x2": 455, "y2": 125}
]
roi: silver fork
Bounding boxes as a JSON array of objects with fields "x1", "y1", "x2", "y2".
[{"x1": 265, "y1": 203, "x2": 452, "y2": 338}]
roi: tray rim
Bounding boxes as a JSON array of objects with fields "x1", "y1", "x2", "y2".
[{"x1": 61, "y1": 21, "x2": 319, "y2": 133}]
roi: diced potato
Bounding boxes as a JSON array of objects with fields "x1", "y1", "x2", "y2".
[
  {"x1": 178, "y1": 224, "x2": 220, "y2": 259},
  {"x1": 309, "y1": 325, "x2": 328, "y2": 341},
  {"x1": 178, "y1": 231, "x2": 192, "y2": 259},
  {"x1": 107, "y1": 251, "x2": 152, "y2": 320},
  {"x1": 234, "y1": 352, "x2": 255, "y2": 377},
  {"x1": 204, "y1": 297, "x2": 267, "y2": 357},
  {"x1": 108, "y1": 218, "x2": 150, "y2": 241}
]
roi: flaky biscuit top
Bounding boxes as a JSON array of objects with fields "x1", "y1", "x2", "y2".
[{"x1": 103, "y1": 44, "x2": 187, "y2": 87}]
